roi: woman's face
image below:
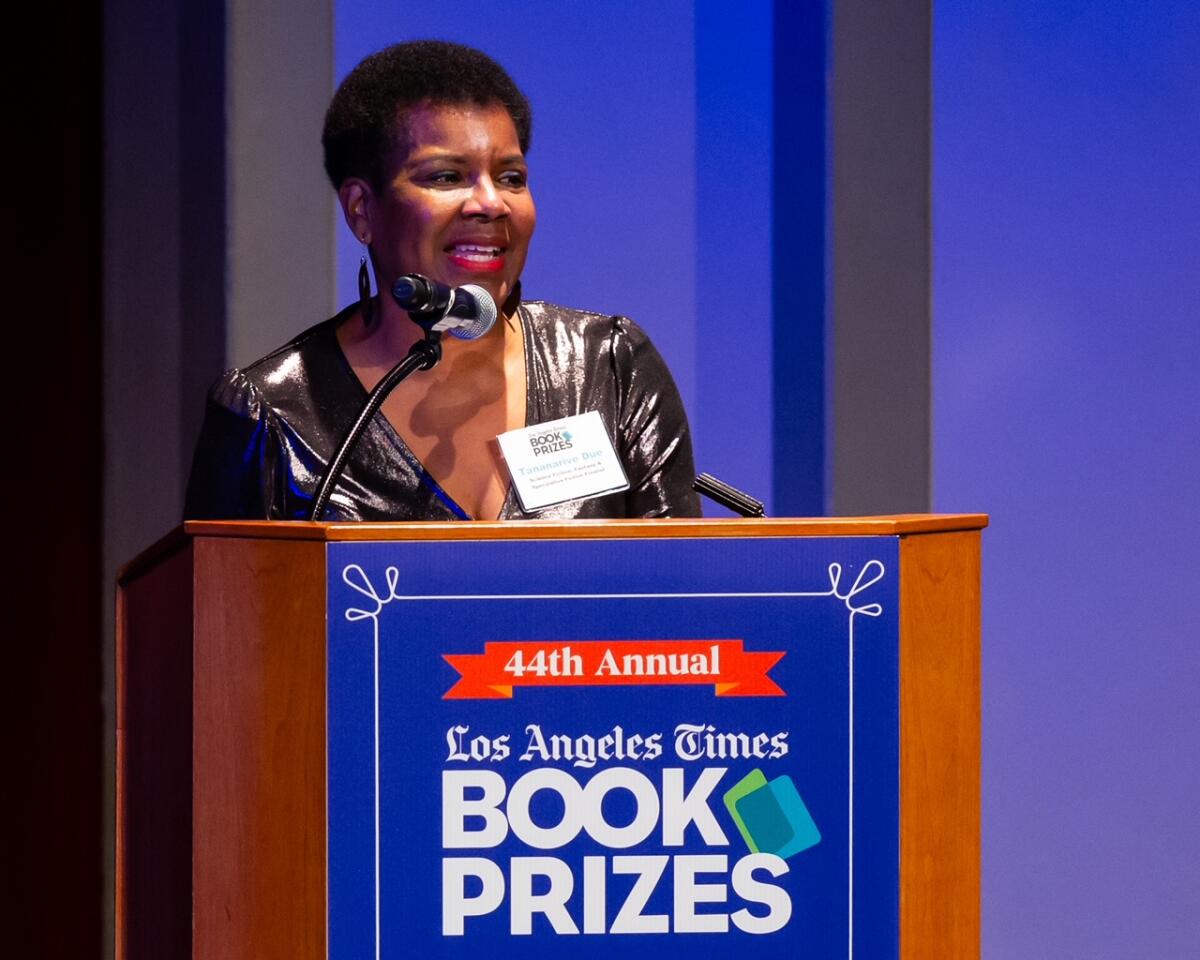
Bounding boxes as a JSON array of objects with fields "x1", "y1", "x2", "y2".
[{"x1": 369, "y1": 102, "x2": 536, "y2": 311}]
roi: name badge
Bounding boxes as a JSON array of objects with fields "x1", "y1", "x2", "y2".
[{"x1": 497, "y1": 410, "x2": 629, "y2": 512}]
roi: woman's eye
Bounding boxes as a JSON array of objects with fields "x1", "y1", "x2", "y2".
[
  {"x1": 427, "y1": 171, "x2": 462, "y2": 185},
  {"x1": 499, "y1": 171, "x2": 528, "y2": 188}
]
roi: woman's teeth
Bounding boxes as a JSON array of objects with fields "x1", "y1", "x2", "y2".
[{"x1": 451, "y1": 244, "x2": 502, "y2": 261}]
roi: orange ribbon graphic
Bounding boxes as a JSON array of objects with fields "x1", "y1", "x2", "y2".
[{"x1": 443, "y1": 639, "x2": 784, "y2": 699}]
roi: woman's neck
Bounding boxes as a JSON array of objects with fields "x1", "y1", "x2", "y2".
[
  {"x1": 334, "y1": 293, "x2": 528, "y2": 520},
  {"x1": 337, "y1": 296, "x2": 520, "y2": 389}
]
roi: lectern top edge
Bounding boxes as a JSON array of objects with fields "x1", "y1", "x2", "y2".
[
  {"x1": 119, "y1": 514, "x2": 987, "y2": 584},
  {"x1": 187, "y1": 513, "x2": 987, "y2": 540}
]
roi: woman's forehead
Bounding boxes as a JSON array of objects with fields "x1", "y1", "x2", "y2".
[{"x1": 393, "y1": 101, "x2": 522, "y2": 163}]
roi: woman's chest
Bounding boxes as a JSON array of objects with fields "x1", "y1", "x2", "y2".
[{"x1": 380, "y1": 339, "x2": 527, "y2": 519}]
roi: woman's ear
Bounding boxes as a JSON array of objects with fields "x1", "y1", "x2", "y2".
[{"x1": 338, "y1": 178, "x2": 373, "y2": 245}]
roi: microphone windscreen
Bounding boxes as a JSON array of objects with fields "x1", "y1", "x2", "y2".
[{"x1": 448, "y1": 285, "x2": 498, "y2": 340}]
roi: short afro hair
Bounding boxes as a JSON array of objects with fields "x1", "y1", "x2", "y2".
[{"x1": 322, "y1": 40, "x2": 532, "y2": 190}]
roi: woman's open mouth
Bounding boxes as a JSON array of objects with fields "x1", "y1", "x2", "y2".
[{"x1": 446, "y1": 242, "x2": 506, "y2": 273}]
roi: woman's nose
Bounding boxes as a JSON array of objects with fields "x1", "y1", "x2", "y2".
[{"x1": 462, "y1": 176, "x2": 506, "y2": 219}]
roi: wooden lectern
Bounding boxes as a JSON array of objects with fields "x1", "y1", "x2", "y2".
[{"x1": 117, "y1": 515, "x2": 985, "y2": 959}]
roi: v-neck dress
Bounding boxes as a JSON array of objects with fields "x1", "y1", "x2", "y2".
[{"x1": 184, "y1": 300, "x2": 701, "y2": 520}]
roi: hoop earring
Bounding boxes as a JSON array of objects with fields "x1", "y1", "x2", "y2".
[{"x1": 358, "y1": 243, "x2": 374, "y2": 327}]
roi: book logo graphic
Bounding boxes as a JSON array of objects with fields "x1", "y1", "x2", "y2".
[{"x1": 724, "y1": 769, "x2": 821, "y2": 859}]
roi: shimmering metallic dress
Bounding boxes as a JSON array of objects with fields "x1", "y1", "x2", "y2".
[{"x1": 184, "y1": 300, "x2": 701, "y2": 520}]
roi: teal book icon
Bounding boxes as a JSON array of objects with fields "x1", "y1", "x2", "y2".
[{"x1": 724, "y1": 768, "x2": 821, "y2": 859}]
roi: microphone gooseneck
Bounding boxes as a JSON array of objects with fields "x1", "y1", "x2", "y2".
[
  {"x1": 307, "y1": 275, "x2": 501, "y2": 520},
  {"x1": 307, "y1": 335, "x2": 443, "y2": 521}
]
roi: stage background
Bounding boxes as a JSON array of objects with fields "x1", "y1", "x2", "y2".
[
  {"x1": 59, "y1": 1, "x2": 1197, "y2": 957},
  {"x1": 933, "y1": 4, "x2": 1199, "y2": 956}
]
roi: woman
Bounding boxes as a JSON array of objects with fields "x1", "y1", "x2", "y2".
[{"x1": 185, "y1": 40, "x2": 700, "y2": 521}]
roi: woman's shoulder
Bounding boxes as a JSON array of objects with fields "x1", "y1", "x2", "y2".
[
  {"x1": 204, "y1": 312, "x2": 350, "y2": 416},
  {"x1": 518, "y1": 299, "x2": 674, "y2": 408},
  {"x1": 519, "y1": 299, "x2": 652, "y2": 347}
]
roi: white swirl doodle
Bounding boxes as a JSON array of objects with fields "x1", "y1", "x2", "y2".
[
  {"x1": 342, "y1": 563, "x2": 402, "y2": 625},
  {"x1": 825, "y1": 560, "x2": 886, "y2": 619}
]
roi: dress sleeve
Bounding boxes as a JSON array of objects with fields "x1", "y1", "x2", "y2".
[
  {"x1": 610, "y1": 317, "x2": 703, "y2": 518},
  {"x1": 183, "y1": 370, "x2": 281, "y2": 519}
]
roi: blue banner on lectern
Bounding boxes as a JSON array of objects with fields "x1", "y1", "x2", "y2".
[{"x1": 327, "y1": 535, "x2": 899, "y2": 959}]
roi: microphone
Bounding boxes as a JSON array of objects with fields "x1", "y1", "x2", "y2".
[
  {"x1": 391, "y1": 274, "x2": 498, "y2": 340},
  {"x1": 692, "y1": 473, "x2": 766, "y2": 517}
]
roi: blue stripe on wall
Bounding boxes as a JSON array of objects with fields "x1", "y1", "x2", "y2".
[
  {"x1": 694, "y1": 0, "x2": 775, "y2": 512},
  {"x1": 772, "y1": 1, "x2": 828, "y2": 515}
]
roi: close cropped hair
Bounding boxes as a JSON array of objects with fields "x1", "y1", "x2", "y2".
[{"x1": 321, "y1": 39, "x2": 534, "y2": 190}]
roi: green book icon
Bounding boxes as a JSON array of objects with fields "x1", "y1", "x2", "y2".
[{"x1": 723, "y1": 768, "x2": 821, "y2": 859}]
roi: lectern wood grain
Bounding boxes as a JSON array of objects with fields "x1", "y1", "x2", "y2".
[
  {"x1": 192, "y1": 537, "x2": 326, "y2": 960},
  {"x1": 899, "y1": 530, "x2": 982, "y2": 958},
  {"x1": 116, "y1": 542, "x2": 193, "y2": 959}
]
